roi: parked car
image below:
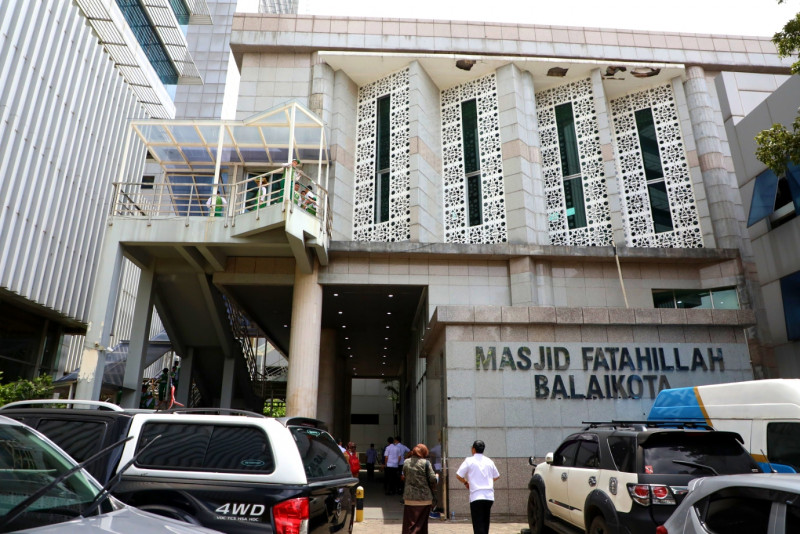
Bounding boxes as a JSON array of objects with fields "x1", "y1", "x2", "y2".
[
  {"x1": 657, "y1": 473, "x2": 800, "y2": 534},
  {"x1": 527, "y1": 421, "x2": 762, "y2": 534},
  {"x1": 0, "y1": 414, "x2": 223, "y2": 534},
  {"x1": 0, "y1": 400, "x2": 358, "y2": 534}
]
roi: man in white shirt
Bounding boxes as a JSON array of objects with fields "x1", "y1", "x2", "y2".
[
  {"x1": 455, "y1": 440, "x2": 500, "y2": 534},
  {"x1": 383, "y1": 436, "x2": 399, "y2": 495}
]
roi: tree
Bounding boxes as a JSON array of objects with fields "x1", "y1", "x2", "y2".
[
  {"x1": 755, "y1": 2, "x2": 800, "y2": 176},
  {"x1": 0, "y1": 372, "x2": 54, "y2": 406}
]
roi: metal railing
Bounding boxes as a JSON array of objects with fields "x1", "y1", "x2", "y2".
[{"x1": 110, "y1": 170, "x2": 331, "y2": 235}]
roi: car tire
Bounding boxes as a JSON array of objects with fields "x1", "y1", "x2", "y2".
[
  {"x1": 588, "y1": 514, "x2": 609, "y2": 534},
  {"x1": 527, "y1": 487, "x2": 546, "y2": 534}
]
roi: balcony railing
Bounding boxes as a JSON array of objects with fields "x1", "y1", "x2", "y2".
[{"x1": 109, "y1": 169, "x2": 332, "y2": 237}]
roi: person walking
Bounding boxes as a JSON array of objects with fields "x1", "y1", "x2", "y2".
[
  {"x1": 455, "y1": 440, "x2": 500, "y2": 534},
  {"x1": 365, "y1": 443, "x2": 378, "y2": 480},
  {"x1": 383, "y1": 436, "x2": 398, "y2": 495},
  {"x1": 401, "y1": 443, "x2": 438, "y2": 534}
]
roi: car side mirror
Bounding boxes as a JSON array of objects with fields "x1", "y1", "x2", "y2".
[{"x1": 545, "y1": 452, "x2": 554, "y2": 465}]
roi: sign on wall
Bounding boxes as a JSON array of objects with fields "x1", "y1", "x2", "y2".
[{"x1": 452, "y1": 342, "x2": 751, "y2": 400}]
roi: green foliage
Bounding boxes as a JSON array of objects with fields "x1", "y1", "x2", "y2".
[
  {"x1": 263, "y1": 399, "x2": 286, "y2": 417},
  {"x1": 0, "y1": 372, "x2": 55, "y2": 406},
  {"x1": 756, "y1": 3, "x2": 800, "y2": 175}
]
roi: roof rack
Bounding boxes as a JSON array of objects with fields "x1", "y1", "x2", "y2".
[
  {"x1": 582, "y1": 420, "x2": 714, "y2": 431},
  {"x1": 0, "y1": 399, "x2": 124, "y2": 412},
  {"x1": 164, "y1": 408, "x2": 266, "y2": 418}
]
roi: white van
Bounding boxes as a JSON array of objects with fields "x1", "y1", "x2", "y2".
[{"x1": 648, "y1": 379, "x2": 800, "y2": 473}]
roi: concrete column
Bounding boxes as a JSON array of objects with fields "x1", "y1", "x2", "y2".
[
  {"x1": 220, "y1": 356, "x2": 235, "y2": 408},
  {"x1": 684, "y1": 66, "x2": 741, "y2": 248},
  {"x1": 590, "y1": 68, "x2": 623, "y2": 246},
  {"x1": 120, "y1": 264, "x2": 155, "y2": 408},
  {"x1": 509, "y1": 257, "x2": 554, "y2": 306},
  {"x1": 175, "y1": 347, "x2": 193, "y2": 407},
  {"x1": 495, "y1": 63, "x2": 545, "y2": 245},
  {"x1": 286, "y1": 261, "x2": 323, "y2": 418},
  {"x1": 75, "y1": 245, "x2": 125, "y2": 400},
  {"x1": 316, "y1": 328, "x2": 336, "y2": 427}
]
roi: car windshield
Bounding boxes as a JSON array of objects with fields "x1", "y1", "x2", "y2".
[
  {"x1": 0, "y1": 423, "x2": 101, "y2": 530},
  {"x1": 642, "y1": 432, "x2": 760, "y2": 475}
]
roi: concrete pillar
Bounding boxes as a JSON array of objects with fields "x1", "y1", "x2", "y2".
[
  {"x1": 175, "y1": 348, "x2": 193, "y2": 407},
  {"x1": 317, "y1": 328, "x2": 336, "y2": 426},
  {"x1": 509, "y1": 257, "x2": 554, "y2": 306},
  {"x1": 286, "y1": 261, "x2": 322, "y2": 417},
  {"x1": 75, "y1": 245, "x2": 125, "y2": 400},
  {"x1": 120, "y1": 265, "x2": 155, "y2": 408},
  {"x1": 495, "y1": 63, "x2": 544, "y2": 245},
  {"x1": 590, "y1": 68, "x2": 623, "y2": 246},
  {"x1": 220, "y1": 356, "x2": 235, "y2": 408},
  {"x1": 684, "y1": 66, "x2": 741, "y2": 248}
]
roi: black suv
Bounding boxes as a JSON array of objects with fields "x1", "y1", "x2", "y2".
[
  {"x1": 0, "y1": 400, "x2": 357, "y2": 534},
  {"x1": 526, "y1": 421, "x2": 761, "y2": 534}
]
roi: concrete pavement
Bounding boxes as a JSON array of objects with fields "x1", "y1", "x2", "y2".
[{"x1": 351, "y1": 473, "x2": 529, "y2": 534}]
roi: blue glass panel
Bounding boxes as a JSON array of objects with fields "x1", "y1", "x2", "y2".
[
  {"x1": 786, "y1": 161, "x2": 800, "y2": 214},
  {"x1": 240, "y1": 148, "x2": 270, "y2": 162},
  {"x1": 747, "y1": 168, "x2": 779, "y2": 227},
  {"x1": 171, "y1": 126, "x2": 202, "y2": 144},
  {"x1": 168, "y1": 0, "x2": 189, "y2": 25},
  {"x1": 269, "y1": 148, "x2": 289, "y2": 163},
  {"x1": 115, "y1": 0, "x2": 178, "y2": 85},
  {"x1": 780, "y1": 270, "x2": 800, "y2": 341},
  {"x1": 182, "y1": 148, "x2": 212, "y2": 162}
]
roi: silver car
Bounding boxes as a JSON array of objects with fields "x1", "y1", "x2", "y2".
[
  {"x1": 657, "y1": 473, "x2": 800, "y2": 534},
  {"x1": 0, "y1": 414, "x2": 222, "y2": 534}
]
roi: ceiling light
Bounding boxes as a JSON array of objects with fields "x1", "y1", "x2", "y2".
[
  {"x1": 385, "y1": 337, "x2": 389, "y2": 340},
  {"x1": 387, "y1": 312, "x2": 392, "y2": 315},
  {"x1": 283, "y1": 324, "x2": 288, "y2": 328},
  {"x1": 338, "y1": 311, "x2": 343, "y2": 315},
  {"x1": 345, "y1": 337, "x2": 349, "y2": 340},
  {"x1": 385, "y1": 326, "x2": 390, "y2": 329},
  {"x1": 388, "y1": 294, "x2": 394, "y2": 298},
  {"x1": 342, "y1": 325, "x2": 346, "y2": 329},
  {"x1": 349, "y1": 355, "x2": 353, "y2": 358},
  {"x1": 382, "y1": 362, "x2": 386, "y2": 365},
  {"x1": 333, "y1": 293, "x2": 339, "y2": 296}
]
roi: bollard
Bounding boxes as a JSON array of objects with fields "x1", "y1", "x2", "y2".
[{"x1": 355, "y1": 486, "x2": 364, "y2": 522}]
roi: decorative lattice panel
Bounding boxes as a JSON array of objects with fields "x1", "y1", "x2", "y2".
[
  {"x1": 536, "y1": 78, "x2": 612, "y2": 246},
  {"x1": 610, "y1": 84, "x2": 703, "y2": 248},
  {"x1": 441, "y1": 74, "x2": 507, "y2": 244},
  {"x1": 353, "y1": 69, "x2": 411, "y2": 241}
]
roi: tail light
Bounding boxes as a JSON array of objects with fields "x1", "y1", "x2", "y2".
[
  {"x1": 627, "y1": 484, "x2": 677, "y2": 505},
  {"x1": 656, "y1": 526, "x2": 668, "y2": 534},
  {"x1": 273, "y1": 497, "x2": 309, "y2": 534}
]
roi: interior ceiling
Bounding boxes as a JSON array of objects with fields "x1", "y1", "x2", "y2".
[
  {"x1": 318, "y1": 51, "x2": 684, "y2": 99},
  {"x1": 221, "y1": 283, "x2": 426, "y2": 379}
]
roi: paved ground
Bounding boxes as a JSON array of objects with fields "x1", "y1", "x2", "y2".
[{"x1": 352, "y1": 475, "x2": 529, "y2": 534}]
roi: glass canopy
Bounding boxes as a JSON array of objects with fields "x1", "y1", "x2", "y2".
[{"x1": 129, "y1": 101, "x2": 329, "y2": 176}]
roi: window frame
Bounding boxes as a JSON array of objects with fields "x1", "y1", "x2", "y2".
[
  {"x1": 554, "y1": 102, "x2": 587, "y2": 230},
  {"x1": 374, "y1": 94, "x2": 391, "y2": 224},
  {"x1": 634, "y1": 107, "x2": 674, "y2": 233},
  {"x1": 461, "y1": 98, "x2": 482, "y2": 227}
]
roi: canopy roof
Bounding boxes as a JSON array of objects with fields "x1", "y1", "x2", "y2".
[{"x1": 129, "y1": 101, "x2": 329, "y2": 174}]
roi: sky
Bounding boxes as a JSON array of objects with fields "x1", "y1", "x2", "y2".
[{"x1": 289, "y1": 0, "x2": 797, "y2": 38}]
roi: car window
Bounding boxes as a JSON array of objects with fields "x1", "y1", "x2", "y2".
[
  {"x1": 693, "y1": 487, "x2": 775, "y2": 532},
  {"x1": 575, "y1": 439, "x2": 600, "y2": 469},
  {"x1": 553, "y1": 440, "x2": 580, "y2": 467},
  {"x1": 0, "y1": 423, "x2": 100, "y2": 530},
  {"x1": 135, "y1": 422, "x2": 275, "y2": 473},
  {"x1": 35, "y1": 419, "x2": 110, "y2": 477},
  {"x1": 608, "y1": 436, "x2": 635, "y2": 472},
  {"x1": 642, "y1": 433, "x2": 759, "y2": 475},
  {"x1": 787, "y1": 501, "x2": 800, "y2": 532},
  {"x1": 290, "y1": 426, "x2": 350, "y2": 480},
  {"x1": 767, "y1": 422, "x2": 800, "y2": 472}
]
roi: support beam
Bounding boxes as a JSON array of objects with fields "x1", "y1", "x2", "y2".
[
  {"x1": 316, "y1": 328, "x2": 336, "y2": 427},
  {"x1": 286, "y1": 260, "x2": 322, "y2": 418},
  {"x1": 120, "y1": 264, "x2": 155, "y2": 408},
  {"x1": 220, "y1": 356, "x2": 235, "y2": 408},
  {"x1": 175, "y1": 347, "x2": 193, "y2": 407},
  {"x1": 75, "y1": 245, "x2": 125, "y2": 400}
]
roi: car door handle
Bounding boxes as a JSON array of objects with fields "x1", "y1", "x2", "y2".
[
  {"x1": 561, "y1": 472, "x2": 568, "y2": 481},
  {"x1": 588, "y1": 476, "x2": 597, "y2": 487}
]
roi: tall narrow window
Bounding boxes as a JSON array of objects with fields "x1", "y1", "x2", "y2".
[
  {"x1": 555, "y1": 103, "x2": 586, "y2": 229},
  {"x1": 374, "y1": 95, "x2": 391, "y2": 223},
  {"x1": 635, "y1": 108, "x2": 673, "y2": 233},
  {"x1": 462, "y1": 99, "x2": 482, "y2": 226}
]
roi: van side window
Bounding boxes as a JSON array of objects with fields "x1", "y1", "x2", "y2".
[
  {"x1": 608, "y1": 436, "x2": 635, "y2": 472},
  {"x1": 766, "y1": 422, "x2": 800, "y2": 472}
]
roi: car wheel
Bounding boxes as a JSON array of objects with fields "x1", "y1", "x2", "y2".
[
  {"x1": 588, "y1": 515, "x2": 609, "y2": 534},
  {"x1": 527, "y1": 488, "x2": 545, "y2": 534}
]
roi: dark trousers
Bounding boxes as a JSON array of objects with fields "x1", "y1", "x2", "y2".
[
  {"x1": 385, "y1": 466, "x2": 399, "y2": 494},
  {"x1": 469, "y1": 499, "x2": 493, "y2": 534},
  {"x1": 366, "y1": 462, "x2": 375, "y2": 480}
]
